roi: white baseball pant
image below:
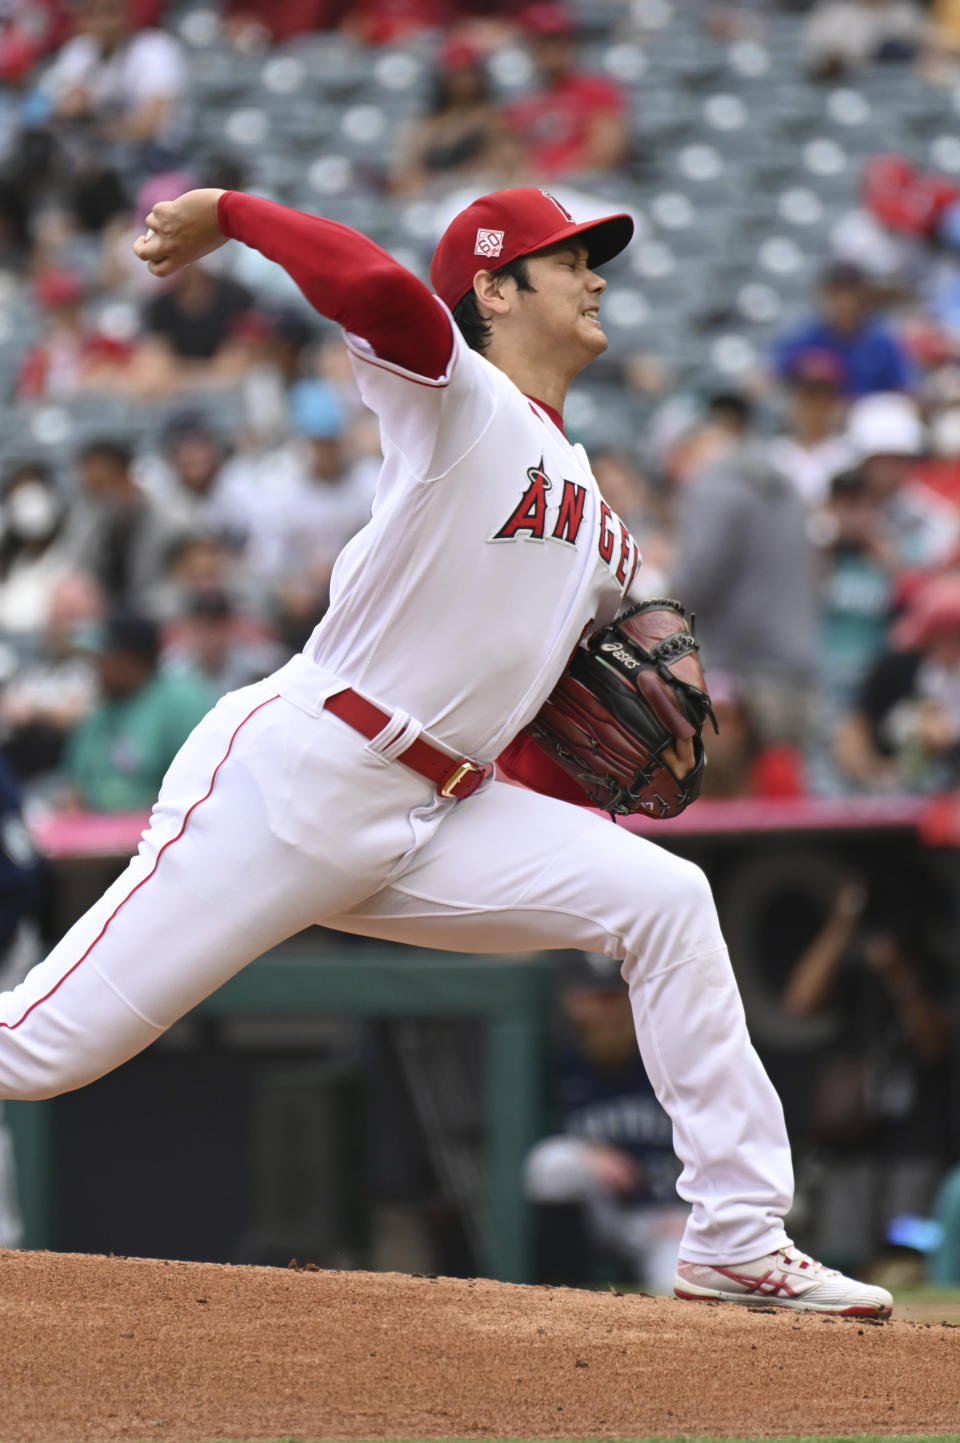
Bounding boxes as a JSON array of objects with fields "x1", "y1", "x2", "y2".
[{"x1": 0, "y1": 660, "x2": 793, "y2": 1265}]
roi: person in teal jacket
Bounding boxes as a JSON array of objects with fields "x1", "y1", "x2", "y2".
[
  {"x1": 64, "y1": 610, "x2": 214, "y2": 813},
  {"x1": 929, "y1": 1167, "x2": 960, "y2": 1286}
]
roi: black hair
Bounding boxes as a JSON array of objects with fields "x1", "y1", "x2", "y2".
[
  {"x1": 203, "y1": 154, "x2": 248, "y2": 192},
  {"x1": 163, "y1": 409, "x2": 217, "y2": 447},
  {"x1": 829, "y1": 467, "x2": 867, "y2": 501},
  {"x1": 820, "y1": 260, "x2": 867, "y2": 291},
  {"x1": 428, "y1": 62, "x2": 490, "y2": 117},
  {"x1": 0, "y1": 178, "x2": 30, "y2": 254},
  {"x1": 2, "y1": 459, "x2": 53, "y2": 495},
  {"x1": 104, "y1": 608, "x2": 161, "y2": 667},
  {"x1": 0, "y1": 459, "x2": 61, "y2": 577},
  {"x1": 79, "y1": 438, "x2": 133, "y2": 470},
  {"x1": 164, "y1": 528, "x2": 224, "y2": 572},
  {"x1": 706, "y1": 391, "x2": 753, "y2": 432},
  {"x1": 452, "y1": 256, "x2": 535, "y2": 354}
]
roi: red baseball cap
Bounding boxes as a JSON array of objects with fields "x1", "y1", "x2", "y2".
[
  {"x1": 430, "y1": 187, "x2": 634, "y2": 311},
  {"x1": 34, "y1": 270, "x2": 86, "y2": 310},
  {"x1": 519, "y1": 2, "x2": 575, "y2": 37},
  {"x1": 440, "y1": 35, "x2": 480, "y2": 71},
  {"x1": 785, "y1": 346, "x2": 847, "y2": 390}
]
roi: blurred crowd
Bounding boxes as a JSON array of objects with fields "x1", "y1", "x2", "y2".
[{"x1": 3, "y1": 0, "x2": 960, "y2": 819}]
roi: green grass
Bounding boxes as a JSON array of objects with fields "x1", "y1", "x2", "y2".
[
  {"x1": 615, "y1": 1281, "x2": 960, "y2": 1323},
  {"x1": 859, "y1": 1283, "x2": 960, "y2": 1324}
]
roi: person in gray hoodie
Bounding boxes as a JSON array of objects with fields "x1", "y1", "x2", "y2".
[{"x1": 669, "y1": 393, "x2": 819, "y2": 750}]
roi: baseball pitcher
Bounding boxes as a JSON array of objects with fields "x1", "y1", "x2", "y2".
[{"x1": 0, "y1": 186, "x2": 891, "y2": 1316}]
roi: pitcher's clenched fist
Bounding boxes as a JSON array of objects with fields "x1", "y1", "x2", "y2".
[{"x1": 133, "y1": 188, "x2": 227, "y2": 277}]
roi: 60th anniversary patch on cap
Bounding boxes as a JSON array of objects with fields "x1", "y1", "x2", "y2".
[{"x1": 474, "y1": 228, "x2": 505, "y2": 257}]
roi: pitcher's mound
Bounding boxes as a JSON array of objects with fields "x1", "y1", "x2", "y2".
[{"x1": 0, "y1": 1249, "x2": 956, "y2": 1440}]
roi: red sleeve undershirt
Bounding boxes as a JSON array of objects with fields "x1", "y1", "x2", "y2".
[
  {"x1": 496, "y1": 732, "x2": 595, "y2": 807},
  {"x1": 217, "y1": 191, "x2": 454, "y2": 380}
]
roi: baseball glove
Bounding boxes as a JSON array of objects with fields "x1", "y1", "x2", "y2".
[{"x1": 524, "y1": 599, "x2": 716, "y2": 818}]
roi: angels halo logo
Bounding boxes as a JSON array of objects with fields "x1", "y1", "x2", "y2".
[
  {"x1": 474, "y1": 227, "x2": 505, "y2": 258},
  {"x1": 540, "y1": 191, "x2": 573, "y2": 221}
]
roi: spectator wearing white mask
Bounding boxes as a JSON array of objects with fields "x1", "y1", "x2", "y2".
[{"x1": 0, "y1": 462, "x2": 74, "y2": 644}]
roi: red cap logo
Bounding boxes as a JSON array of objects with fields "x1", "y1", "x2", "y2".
[{"x1": 540, "y1": 190, "x2": 573, "y2": 221}]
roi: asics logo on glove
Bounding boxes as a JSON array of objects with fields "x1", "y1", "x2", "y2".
[{"x1": 599, "y1": 641, "x2": 641, "y2": 669}]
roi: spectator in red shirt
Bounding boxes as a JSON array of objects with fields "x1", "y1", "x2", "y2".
[
  {"x1": 507, "y1": 2, "x2": 627, "y2": 180},
  {"x1": 0, "y1": 0, "x2": 70, "y2": 81},
  {"x1": 16, "y1": 270, "x2": 133, "y2": 399}
]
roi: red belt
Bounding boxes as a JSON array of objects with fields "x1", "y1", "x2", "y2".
[{"x1": 324, "y1": 689, "x2": 491, "y2": 801}]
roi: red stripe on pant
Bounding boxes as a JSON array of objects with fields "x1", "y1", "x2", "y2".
[{"x1": 0, "y1": 694, "x2": 280, "y2": 1034}]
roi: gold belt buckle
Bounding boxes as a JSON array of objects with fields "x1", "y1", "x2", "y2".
[{"x1": 440, "y1": 760, "x2": 481, "y2": 799}]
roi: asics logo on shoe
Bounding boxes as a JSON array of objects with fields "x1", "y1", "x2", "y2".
[{"x1": 713, "y1": 1266, "x2": 817, "y2": 1299}]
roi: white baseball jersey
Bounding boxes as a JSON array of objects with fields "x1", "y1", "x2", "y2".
[{"x1": 293, "y1": 307, "x2": 642, "y2": 761}]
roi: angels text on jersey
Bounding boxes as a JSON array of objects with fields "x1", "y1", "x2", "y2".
[{"x1": 490, "y1": 455, "x2": 642, "y2": 594}]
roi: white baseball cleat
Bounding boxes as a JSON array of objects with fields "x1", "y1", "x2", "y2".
[{"x1": 674, "y1": 1245, "x2": 893, "y2": 1318}]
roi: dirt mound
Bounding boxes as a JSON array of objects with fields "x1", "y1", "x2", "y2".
[{"x1": 0, "y1": 1250, "x2": 957, "y2": 1441}]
